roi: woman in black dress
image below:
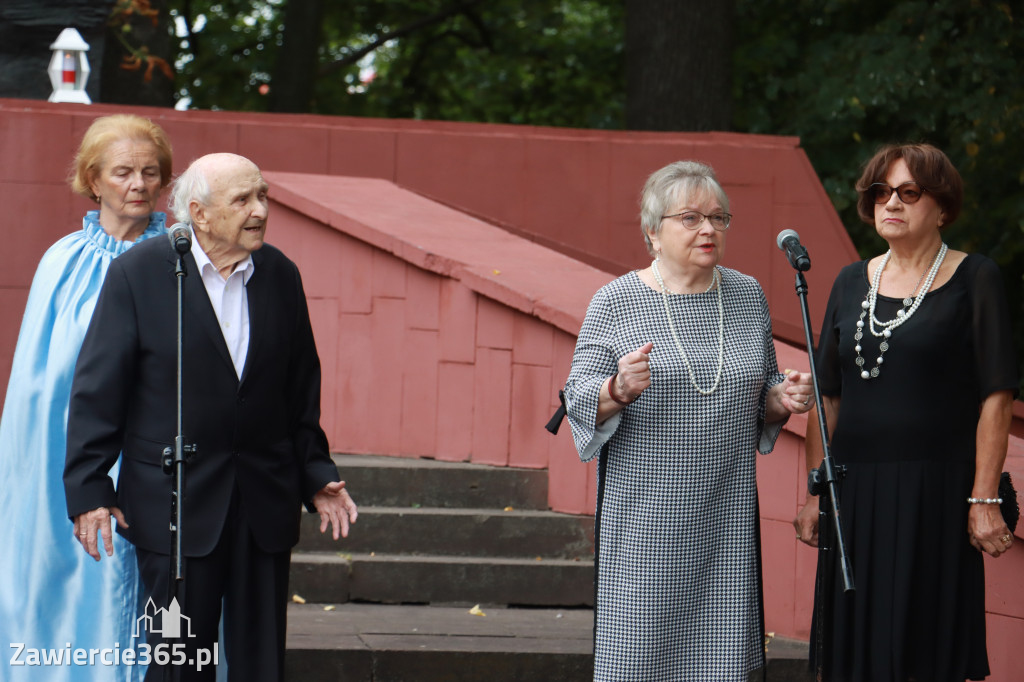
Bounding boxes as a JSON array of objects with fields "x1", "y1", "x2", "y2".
[{"x1": 793, "y1": 143, "x2": 1018, "y2": 681}]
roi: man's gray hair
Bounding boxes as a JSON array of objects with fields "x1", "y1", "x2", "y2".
[
  {"x1": 167, "y1": 163, "x2": 212, "y2": 225},
  {"x1": 639, "y1": 161, "x2": 729, "y2": 256}
]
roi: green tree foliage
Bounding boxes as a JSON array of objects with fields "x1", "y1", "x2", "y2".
[
  {"x1": 733, "y1": 0, "x2": 1024, "y2": 388},
  {"x1": 170, "y1": 0, "x2": 282, "y2": 110},
  {"x1": 172, "y1": 0, "x2": 624, "y2": 128}
]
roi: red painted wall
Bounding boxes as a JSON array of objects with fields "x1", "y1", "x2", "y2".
[
  {"x1": 0, "y1": 99, "x2": 857, "y2": 348},
  {"x1": 261, "y1": 173, "x2": 603, "y2": 516}
]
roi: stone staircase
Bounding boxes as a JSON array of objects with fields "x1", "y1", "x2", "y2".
[
  {"x1": 283, "y1": 453, "x2": 812, "y2": 681},
  {"x1": 284, "y1": 453, "x2": 597, "y2": 681}
]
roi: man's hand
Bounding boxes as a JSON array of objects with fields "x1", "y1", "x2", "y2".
[
  {"x1": 73, "y1": 507, "x2": 128, "y2": 561},
  {"x1": 312, "y1": 481, "x2": 359, "y2": 540}
]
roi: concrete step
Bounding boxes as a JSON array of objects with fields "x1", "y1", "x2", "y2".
[
  {"x1": 764, "y1": 633, "x2": 815, "y2": 682},
  {"x1": 331, "y1": 454, "x2": 549, "y2": 510},
  {"x1": 298, "y1": 506, "x2": 595, "y2": 559},
  {"x1": 284, "y1": 603, "x2": 814, "y2": 682},
  {"x1": 289, "y1": 552, "x2": 594, "y2": 607},
  {"x1": 285, "y1": 602, "x2": 592, "y2": 681}
]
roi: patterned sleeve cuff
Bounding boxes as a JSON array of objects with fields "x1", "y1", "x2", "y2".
[
  {"x1": 757, "y1": 371, "x2": 787, "y2": 454},
  {"x1": 578, "y1": 412, "x2": 621, "y2": 462}
]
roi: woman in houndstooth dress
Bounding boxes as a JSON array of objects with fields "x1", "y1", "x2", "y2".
[{"x1": 564, "y1": 161, "x2": 813, "y2": 681}]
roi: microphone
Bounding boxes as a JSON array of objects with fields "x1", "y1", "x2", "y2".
[
  {"x1": 169, "y1": 223, "x2": 192, "y2": 256},
  {"x1": 776, "y1": 229, "x2": 811, "y2": 271}
]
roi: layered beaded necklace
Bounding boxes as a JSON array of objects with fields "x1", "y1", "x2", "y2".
[
  {"x1": 854, "y1": 242, "x2": 947, "y2": 380},
  {"x1": 651, "y1": 259, "x2": 723, "y2": 395}
]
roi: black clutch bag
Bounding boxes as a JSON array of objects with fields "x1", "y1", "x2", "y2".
[{"x1": 1000, "y1": 472, "x2": 1019, "y2": 533}]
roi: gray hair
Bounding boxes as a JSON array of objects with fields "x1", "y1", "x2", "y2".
[
  {"x1": 167, "y1": 162, "x2": 212, "y2": 225},
  {"x1": 639, "y1": 161, "x2": 729, "y2": 255}
]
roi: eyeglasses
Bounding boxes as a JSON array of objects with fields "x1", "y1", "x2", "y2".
[
  {"x1": 661, "y1": 210, "x2": 732, "y2": 231},
  {"x1": 869, "y1": 182, "x2": 927, "y2": 205}
]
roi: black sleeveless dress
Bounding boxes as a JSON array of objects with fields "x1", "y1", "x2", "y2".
[{"x1": 810, "y1": 254, "x2": 1019, "y2": 681}]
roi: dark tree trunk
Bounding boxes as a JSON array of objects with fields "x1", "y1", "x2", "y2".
[
  {"x1": 267, "y1": 0, "x2": 325, "y2": 113},
  {"x1": 625, "y1": 0, "x2": 734, "y2": 131},
  {"x1": 0, "y1": 0, "x2": 109, "y2": 102},
  {"x1": 100, "y1": 0, "x2": 176, "y2": 107}
]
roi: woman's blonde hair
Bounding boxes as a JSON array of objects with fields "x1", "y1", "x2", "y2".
[{"x1": 69, "y1": 114, "x2": 173, "y2": 201}]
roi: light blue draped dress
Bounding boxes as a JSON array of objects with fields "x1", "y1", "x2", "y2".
[{"x1": 0, "y1": 210, "x2": 166, "y2": 681}]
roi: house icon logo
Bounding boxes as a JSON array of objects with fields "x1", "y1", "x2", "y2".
[{"x1": 133, "y1": 597, "x2": 195, "y2": 639}]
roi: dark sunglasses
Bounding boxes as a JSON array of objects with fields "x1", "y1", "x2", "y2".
[{"x1": 869, "y1": 181, "x2": 926, "y2": 205}]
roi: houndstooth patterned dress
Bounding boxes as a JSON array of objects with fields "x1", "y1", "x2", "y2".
[{"x1": 565, "y1": 268, "x2": 785, "y2": 682}]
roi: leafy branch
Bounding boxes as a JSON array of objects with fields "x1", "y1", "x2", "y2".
[
  {"x1": 318, "y1": 0, "x2": 485, "y2": 77},
  {"x1": 108, "y1": 0, "x2": 174, "y2": 83}
]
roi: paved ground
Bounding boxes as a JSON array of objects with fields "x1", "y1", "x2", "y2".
[{"x1": 286, "y1": 602, "x2": 810, "y2": 666}]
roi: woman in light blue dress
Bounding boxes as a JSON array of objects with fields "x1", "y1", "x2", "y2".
[{"x1": 0, "y1": 114, "x2": 172, "y2": 681}]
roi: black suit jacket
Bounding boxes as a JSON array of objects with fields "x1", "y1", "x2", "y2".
[{"x1": 64, "y1": 236, "x2": 339, "y2": 556}]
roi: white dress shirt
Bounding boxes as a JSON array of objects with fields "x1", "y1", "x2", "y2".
[{"x1": 190, "y1": 233, "x2": 255, "y2": 380}]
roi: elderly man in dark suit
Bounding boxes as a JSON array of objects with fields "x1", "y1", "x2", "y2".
[{"x1": 64, "y1": 152, "x2": 357, "y2": 681}]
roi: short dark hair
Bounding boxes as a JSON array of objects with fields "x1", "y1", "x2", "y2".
[{"x1": 854, "y1": 143, "x2": 963, "y2": 228}]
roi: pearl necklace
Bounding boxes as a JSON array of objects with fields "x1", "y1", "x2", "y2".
[
  {"x1": 854, "y1": 242, "x2": 947, "y2": 380},
  {"x1": 651, "y1": 260, "x2": 724, "y2": 395}
]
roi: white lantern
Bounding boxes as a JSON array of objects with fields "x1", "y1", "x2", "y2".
[{"x1": 47, "y1": 28, "x2": 91, "y2": 105}]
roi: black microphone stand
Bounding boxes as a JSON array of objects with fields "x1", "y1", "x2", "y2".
[
  {"x1": 786, "y1": 266, "x2": 854, "y2": 681},
  {"x1": 161, "y1": 243, "x2": 197, "y2": 682}
]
